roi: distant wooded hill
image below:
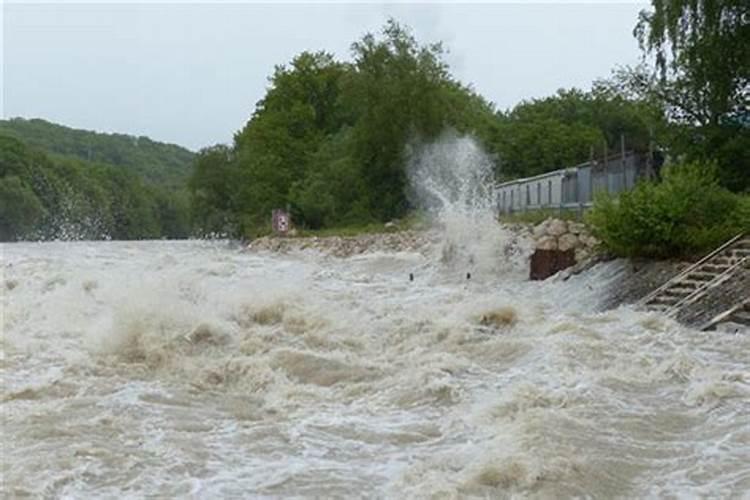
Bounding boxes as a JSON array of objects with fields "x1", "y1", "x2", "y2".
[
  {"x1": 0, "y1": 118, "x2": 194, "y2": 189},
  {"x1": 0, "y1": 118, "x2": 194, "y2": 241}
]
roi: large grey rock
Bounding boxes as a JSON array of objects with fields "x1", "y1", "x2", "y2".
[
  {"x1": 533, "y1": 221, "x2": 550, "y2": 239},
  {"x1": 575, "y1": 247, "x2": 591, "y2": 263},
  {"x1": 567, "y1": 222, "x2": 586, "y2": 235},
  {"x1": 547, "y1": 218, "x2": 568, "y2": 237},
  {"x1": 558, "y1": 233, "x2": 580, "y2": 252},
  {"x1": 582, "y1": 235, "x2": 601, "y2": 248},
  {"x1": 537, "y1": 235, "x2": 558, "y2": 250}
]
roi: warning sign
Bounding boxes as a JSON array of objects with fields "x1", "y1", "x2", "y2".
[{"x1": 272, "y1": 209, "x2": 291, "y2": 235}]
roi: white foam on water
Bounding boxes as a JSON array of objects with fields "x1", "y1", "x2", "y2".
[{"x1": 2, "y1": 228, "x2": 749, "y2": 496}]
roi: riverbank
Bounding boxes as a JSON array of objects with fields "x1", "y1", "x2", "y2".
[
  {"x1": 245, "y1": 221, "x2": 746, "y2": 330},
  {"x1": 246, "y1": 229, "x2": 435, "y2": 257}
]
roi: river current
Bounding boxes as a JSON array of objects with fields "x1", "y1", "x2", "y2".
[{"x1": 2, "y1": 237, "x2": 749, "y2": 498}]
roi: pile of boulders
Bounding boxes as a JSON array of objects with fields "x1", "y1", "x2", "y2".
[
  {"x1": 531, "y1": 218, "x2": 600, "y2": 263},
  {"x1": 246, "y1": 230, "x2": 433, "y2": 257}
]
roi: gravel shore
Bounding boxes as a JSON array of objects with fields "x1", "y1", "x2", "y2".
[{"x1": 245, "y1": 227, "x2": 746, "y2": 329}]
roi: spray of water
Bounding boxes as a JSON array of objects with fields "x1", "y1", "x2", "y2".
[{"x1": 407, "y1": 130, "x2": 530, "y2": 277}]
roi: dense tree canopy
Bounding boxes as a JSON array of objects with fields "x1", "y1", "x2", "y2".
[
  {"x1": 190, "y1": 20, "x2": 655, "y2": 237},
  {"x1": 0, "y1": 134, "x2": 190, "y2": 241},
  {"x1": 635, "y1": 0, "x2": 748, "y2": 126},
  {"x1": 634, "y1": 0, "x2": 749, "y2": 190}
]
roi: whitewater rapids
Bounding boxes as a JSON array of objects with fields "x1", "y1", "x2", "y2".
[{"x1": 2, "y1": 239, "x2": 749, "y2": 498}]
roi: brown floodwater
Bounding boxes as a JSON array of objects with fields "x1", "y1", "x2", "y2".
[{"x1": 2, "y1": 238, "x2": 749, "y2": 498}]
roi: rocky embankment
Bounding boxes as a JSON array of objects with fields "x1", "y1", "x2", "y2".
[
  {"x1": 529, "y1": 218, "x2": 601, "y2": 264},
  {"x1": 246, "y1": 230, "x2": 434, "y2": 257},
  {"x1": 246, "y1": 219, "x2": 599, "y2": 263},
  {"x1": 246, "y1": 220, "x2": 745, "y2": 330}
]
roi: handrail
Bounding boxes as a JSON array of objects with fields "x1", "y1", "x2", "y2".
[
  {"x1": 665, "y1": 255, "x2": 748, "y2": 316},
  {"x1": 639, "y1": 232, "x2": 746, "y2": 306},
  {"x1": 700, "y1": 298, "x2": 750, "y2": 331}
]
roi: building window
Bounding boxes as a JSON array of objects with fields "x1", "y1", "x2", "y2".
[{"x1": 548, "y1": 180, "x2": 552, "y2": 204}]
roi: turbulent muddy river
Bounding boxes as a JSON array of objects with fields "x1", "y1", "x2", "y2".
[
  {"x1": 3, "y1": 136, "x2": 750, "y2": 498},
  {"x1": 2, "y1": 237, "x2": 749, "y2": 498}
]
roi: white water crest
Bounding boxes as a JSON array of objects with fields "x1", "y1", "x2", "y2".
[{"x1": 407, "y1": 131, "x2": 530, "y2": 279}]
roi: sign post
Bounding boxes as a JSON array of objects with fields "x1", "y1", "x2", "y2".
[{"x1": 271, "y1": 209, "x2": 291, "y2": 236}]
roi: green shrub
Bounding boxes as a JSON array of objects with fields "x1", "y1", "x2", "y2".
[{"x1": 587, "y1": 162, "x2": 749, "y2": 259}]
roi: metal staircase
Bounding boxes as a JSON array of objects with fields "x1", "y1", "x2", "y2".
[{"x1": 639, "y1": 233, "x2": 749, "y2": 319}]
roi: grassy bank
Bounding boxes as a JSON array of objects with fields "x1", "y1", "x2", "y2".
[{"x1": 274, "y1": 212, "x2": 428, "y2": 239}]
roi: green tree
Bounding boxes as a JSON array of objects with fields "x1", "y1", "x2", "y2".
[
  {"x1": 488, "y1": 87, "x2": 661, "y2": 179},
  {"x1": 345, "y1": 19, "x2": 458, "y2": 221},
  {"x1": 635, "y1": 0, "x2": 749, "y2": 126},
  {"x1": 231, "y1": 51, "x2": 350, "y2": 234},
  {"x1": 288, "y1": 127, "x2": 371, "y2": 228},
  {"x1": 0, "y1": 118, "x2": 195, "y2": 188},
  {"x1": 0, "y1": 133, "x2": 179, "y2": 241},
  {"x1": 0, "y1": 176, "x2": 45, "y2": 240},
  {"x1": 189, "y1": 145, "x2": 240, "y2": 236},
  {"x1": 635, "y1": 0, "x2": 750, "y2": 191}
]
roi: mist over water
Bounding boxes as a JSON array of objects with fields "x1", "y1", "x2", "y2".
[
  {"x1": 2, "y1": 139, "x2": 749, "y2": 497},
  {"x1": 408, "y1": 131, "x2": 529, "y2": 278}
]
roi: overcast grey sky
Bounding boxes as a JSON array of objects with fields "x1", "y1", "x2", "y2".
[{"x1": 3, "y1": 1, "x2": 649, "y2": 151}]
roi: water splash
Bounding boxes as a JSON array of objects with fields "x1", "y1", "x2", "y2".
[
  {"x1": 407, "y1": 131, "x2": 529, "y2": 278},
  {"x1": 25, "y1": 196, "x2": 111, "y2": 241}
]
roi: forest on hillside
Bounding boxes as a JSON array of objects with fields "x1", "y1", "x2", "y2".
[
  {"x1": 0, "y1": 118, "x2": 194, "y2": 188},
  {"x1": 0, "y1": 120, "x2": 193, "y2": 241}
]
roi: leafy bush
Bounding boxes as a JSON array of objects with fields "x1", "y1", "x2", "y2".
[{"x1": 587, "y1": 162, "x2": 749, "y2": 258}]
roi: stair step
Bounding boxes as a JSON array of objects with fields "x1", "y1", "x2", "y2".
[
  {"x1": 699, "y1": 263, "x2": 731, "y2": 273},
  {"x1": 710, "y1": 258, "x2": 733, "y2": 267},
  {"x1": 681, "y1": 278, "x2": 707, "y2": 287},
  {"x1": 647, "y1": 297, "x2": 679, "y2": 306},
  {"x1": 690, "y1": 271, "x2": 720, "y2": 281},
  {"x1": 726, "y1": 253, "x2": 749, "y2": 262},
  {"x1": 663, "y1": 287, "x2": 696, "y2": 296},
  {"x1": 646, "y1": 303, "x2": 678, "y2": 311}
]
